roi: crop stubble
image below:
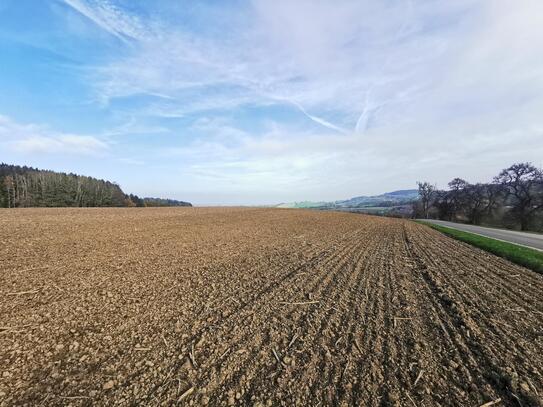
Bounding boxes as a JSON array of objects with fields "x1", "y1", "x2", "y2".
[{"x1": 0, "y1": 208, "x2": 542, "y2": 406}]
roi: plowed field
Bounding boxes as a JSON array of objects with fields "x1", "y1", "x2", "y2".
[{"x1": 1, "y1": 208, "x2": 542, "y2": 406}]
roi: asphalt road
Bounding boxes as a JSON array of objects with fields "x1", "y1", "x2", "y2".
[{"x1": 419, "y1": 219, "x2": 543, "y2": 251}]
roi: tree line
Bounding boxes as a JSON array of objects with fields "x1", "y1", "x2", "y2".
[
  {"x1": 124, "y1": 195, "x2": 192, "y2": 208},
  {"x1": 415, "y1": 162, "x2": 543, "y2": 231},
  {"x1": 0, "y1": 163, "x2": 191, "y2": 208}
]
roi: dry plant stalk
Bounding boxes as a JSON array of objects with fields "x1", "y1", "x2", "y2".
[
  {"x1": 479, "y1": 398, "x2": 502, "y2": 407},
  {"x1": 413, "y1": 370, "x2": 424, "y2": 387},
  {"x1": 272, "y1": 348, "x2": 286, "y2": 368}
]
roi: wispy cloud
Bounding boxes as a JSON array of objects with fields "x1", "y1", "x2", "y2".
[
  {"x1": 13, "y1": 135, "x2": 107, "y2": 155},
  {"x1": 67, "y1": 0, "x2": 533, "y2": 137},
  {"x1": 65, "y1": 0, "x2": 429, "y2": 130},
  {"x1": 62, "y1": 0, "x2": 146, "y2": 42},
  {"x1": 0, "y1": 115, "x2": 109, "y2": 156},
  {"x1": 103, "y1": 117, "x2": 169, "y2": 137}
]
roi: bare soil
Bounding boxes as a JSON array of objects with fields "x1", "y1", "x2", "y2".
[{"x1": 1, "y1": 207, "x2": 542, "y2": 406}]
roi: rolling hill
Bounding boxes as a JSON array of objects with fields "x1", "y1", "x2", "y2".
[{"x1": 276, "y1": 189, "x2": 418, "y2": 209}]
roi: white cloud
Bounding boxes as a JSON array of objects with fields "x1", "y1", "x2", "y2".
[
  {"x1": 12, "y1": 135, "x2": 108, "y2": 155},
  {"x1": 0, "y1": 115, "x2": 109, "y2": 156},
  {"x1": 154, "y1": 111, "x2": 543, "y2": 203},
  {"x1": 50, "y1": 0, "x2": 543, "y2": 203}
]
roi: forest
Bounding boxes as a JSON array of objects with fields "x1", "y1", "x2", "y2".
[
  {"x1": 0, "y1": 163, "x2": 191, "y2": 208},
  {"x1": 415, "y1": 162, "x2": 543, "y2": 231}
]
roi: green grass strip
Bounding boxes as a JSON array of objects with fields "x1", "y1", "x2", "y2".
[{"x1": 416, "y1": 221, "x2": 543, "y2": 274}]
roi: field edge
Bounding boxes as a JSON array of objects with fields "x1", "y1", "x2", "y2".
[{"x1": 416, "y1": 220, "x2": 543, "y2": 274}]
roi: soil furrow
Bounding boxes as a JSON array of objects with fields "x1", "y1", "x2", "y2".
[
  {"x1": 404, "y1": 223, "x2": 542, "y2": 406},
  {"x1": 208, "y1": 230, "x2": 373, "y2": 405}
]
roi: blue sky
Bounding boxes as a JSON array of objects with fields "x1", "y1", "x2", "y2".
[{"x1": 1, "y1": 0, "x2": 543, "y2": 205}]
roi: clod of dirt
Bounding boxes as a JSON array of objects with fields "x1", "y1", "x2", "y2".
[{"x1": 103, "y1": 380, "x2": 115, "y2": 390}]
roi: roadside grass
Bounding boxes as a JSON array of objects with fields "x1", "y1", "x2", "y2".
[{"x1": 416, "y1": 221, "x2": 543, "y2": 274}]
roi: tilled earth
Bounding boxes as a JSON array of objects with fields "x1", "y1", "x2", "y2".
[{"x1": 1, "y1": 208, "x2": 542, "y2": 406}]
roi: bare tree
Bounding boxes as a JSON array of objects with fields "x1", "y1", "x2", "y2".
[
  {"x1": 494, "y1": 162, "x2": 543, "y2": 230},
  {"x1": 417, "y1": 181, "x2": 436, "y2": 219},
  {"x1": 3, "y1": 175, "x2": 14, "y2": 208},
  {"x1": 463, "y1": 183, "x2": 487, "y2": 225},
  {"x1": 448, "y1": 178, "x2": 468, "y2": 220}
]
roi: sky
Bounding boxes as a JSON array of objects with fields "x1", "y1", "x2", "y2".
[{"x1": 1, "y1": 0, "x2": 543, "y2": 205}]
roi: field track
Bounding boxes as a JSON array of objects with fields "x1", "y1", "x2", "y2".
[{"x1": 1, "y1": 208, "x2": 542, "y2": 406}]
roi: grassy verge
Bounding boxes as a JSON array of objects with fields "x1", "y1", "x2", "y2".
[{"x1": 417, "y1": 221, "x2": 543, "y2": 274}]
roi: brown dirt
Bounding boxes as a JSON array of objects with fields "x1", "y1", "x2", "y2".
[{"x1": 1, "y1": 207, "x2": 542, "y2": 406}]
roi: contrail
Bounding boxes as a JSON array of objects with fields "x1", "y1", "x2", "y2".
[
  {"x1": 224, "y1": 76, "x2": 349, "y2": 135},
  {"x1": 354, "y1": 0, "x2": 414, "y2": 135},
  {"x1": 287, "y1": 100, "x2": 349, "y2": 135},
  {"x1": 62, "y1": 0, "x2": 135, "y2": 44},
  {"x1": 355, "y1": 88, "x2": 373, "y2": 134}
]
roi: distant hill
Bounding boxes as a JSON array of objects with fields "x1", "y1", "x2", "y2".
[
  {"x1": 335, "y1": 189, "x2": 419, "y2": 208},
  {"x1": 276, "y1": 189, "x2": 419, "y2": 210},
  {"x1": 276, "y1": 201, "x2": 330, "y2": 209},
  {"x1": 0, "y1": 163, "x2": 192, "y2": 208}
]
